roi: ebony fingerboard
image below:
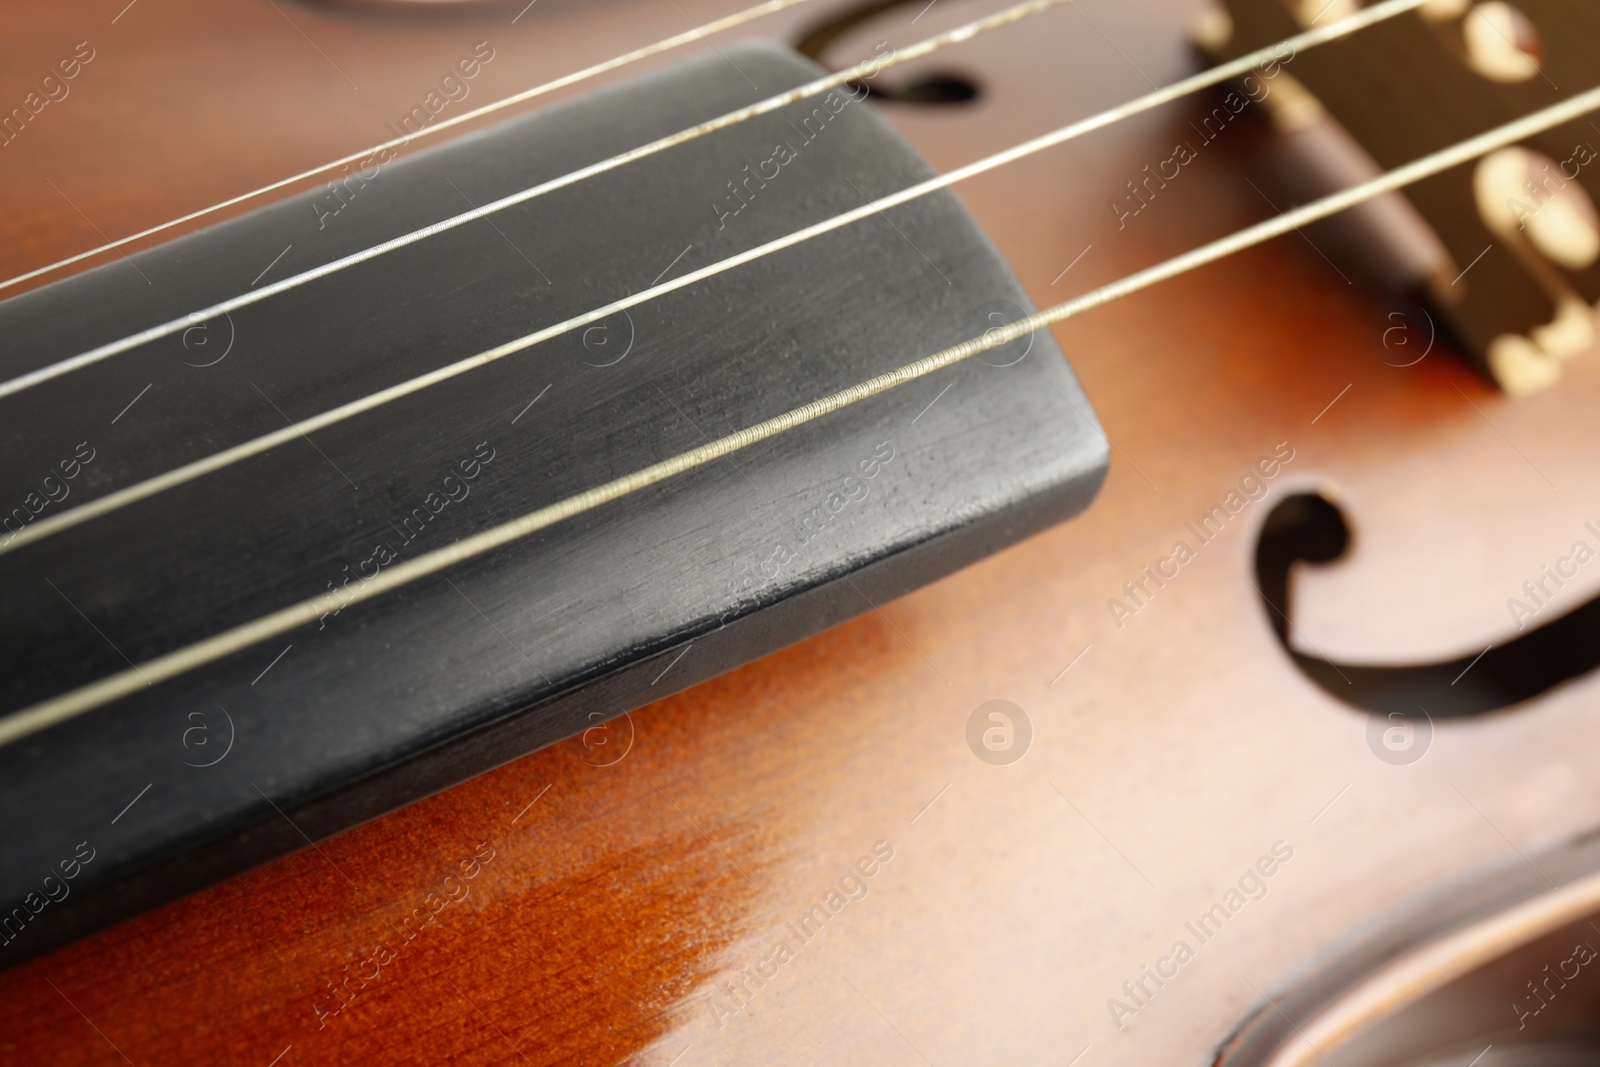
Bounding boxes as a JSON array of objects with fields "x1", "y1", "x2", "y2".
[{"x1": 0, "y1": 41, "x2": 1108, "y2": 963}]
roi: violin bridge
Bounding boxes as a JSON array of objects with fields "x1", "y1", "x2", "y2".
[{"x1": 1198, "y1": 0, "x2": 1600, "y2": 394}]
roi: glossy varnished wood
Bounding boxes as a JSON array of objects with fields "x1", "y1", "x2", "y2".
[{"x1": 5, "y1": 0, "x2": 1600, "y2": 1064}]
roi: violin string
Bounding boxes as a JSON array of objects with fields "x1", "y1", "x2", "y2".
[
  {"x1": 5, "y1": 80, "x2": 1597, "y2": 747},
  {"x1": 0, "y1": 0, "x2": 1433, "y2": 559},
  {"x1": 0, "y1": 0, "x2": 818, "y2": 297},
  {"x1": 0, "y1": 0, "x2": 1079, "y2": 402}
]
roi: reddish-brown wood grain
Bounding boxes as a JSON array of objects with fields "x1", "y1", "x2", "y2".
[{"x1": 5, "y1": 0, "x2": 1600, "y2": 1064}]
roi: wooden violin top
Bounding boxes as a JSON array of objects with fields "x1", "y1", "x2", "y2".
[{"x1": 4, "y1": 0, "x2": 1600, "y2": 1064}]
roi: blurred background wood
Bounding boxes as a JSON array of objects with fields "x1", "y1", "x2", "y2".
[
  {"x1": 1208, "y1": 0, "x2": 1600, "y2": 392},
  {"x1": 5, "y1": 0, "x2": 1600, "y2": 1064}
]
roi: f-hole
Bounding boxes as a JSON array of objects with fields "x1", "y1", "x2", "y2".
[
  {"x1": 1255, "y1": 491, "x2": 1600, "y2": 718},
  {"x1": 794, "y1": 0, "x2": 981, "y2": 104}
]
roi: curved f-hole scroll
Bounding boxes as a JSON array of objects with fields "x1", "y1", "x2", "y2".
[
  {"x1": 794, "y1": 0, "x2": 981, "y2": 105},
  {"x1": 1255, "y1": 491, "x2": 1600, "y2": 718}
]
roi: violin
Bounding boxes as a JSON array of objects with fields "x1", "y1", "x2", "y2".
[{"x1": 3, "y1": 0, "x2": 1600, "y2": 1064}]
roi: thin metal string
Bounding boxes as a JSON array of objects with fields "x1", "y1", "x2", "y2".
[
  {"x1": 0, "y1": 0, "x2": 1433, "y2": 559},
  {"x1": 0, "y1": 0, "x2": 1078, "y2": 402},
  {"x1": 5, "y1": 80, "x2": 1597, "y2": 747},
  {"x1": 0, "y1": 0, "x2": 816, "y2": 296}
]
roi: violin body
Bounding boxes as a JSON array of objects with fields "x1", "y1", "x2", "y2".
[{"x1": 4, "y1": 0, "x2": 1600, "y2": 1064}]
